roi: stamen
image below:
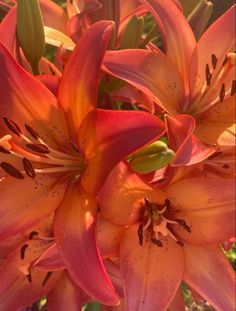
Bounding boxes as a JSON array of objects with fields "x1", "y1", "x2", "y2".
[
  {"x1": 175, "y1": 219, "x2": 192, "y2": 233},
  {"x1": 3, "y1": 117, "x2": 21, "y2": 136},
  {"x1": 29, "y1": 231, "x2": 39, "y2": 240},
  {"x1": 42, "y1": 271, "x2": 53, "y2": 286},
  {"x1": 0, "y1": 162, "x2": 24, "y2": 179},
  {"x1": 25, "y1": 124, "x2": 40, "y2": 139},
  {"x1": 26, "y1": 143, "x2": 50, "y2": 154},
  {"x1": 219, "y1": 83, "x2": 225, "y2": 102},
  {"x1": 137, "y1": 224, "x2": 143, "y2": 246},
  {"x1": 231, "y1": 80, "x2": 236, "y2": 96},
  {"x1": 26, "y1": 271, "x2": 32, "y2": 283},
  {"x1": 151, "y1": 238, "x2": 163, "y2": 247},
  {"x1": 20, "y1": 244, "x2": 29, "y2": 260},
  {"x1": 211, "y1": 54, "x2": 218, "y2": 69},
  {"x1": 0, "y1": 146, "x2": 10, "y2": 154},
  {"x1": 222, "y1": 54, "x2": 228, "y2": 66},
  {"x1": 205, "y1": 63, "x2": 212, "y2": 86},
  {"x1": 22, "y1": 158, "x2": 36, "y2": 178}
]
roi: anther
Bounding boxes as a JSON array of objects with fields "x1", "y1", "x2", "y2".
[
  {"x1": 0, "y1": 146, "x2": 10, "y2": 154},
  {"x1": 3, "y1": 117, "x2": 21, "y2": 136},
  {"x1": 25, "y1": 124, "x2": 40, "y2": 139},
  {"x1": 219, "y1": 83, "x2": 225, "y2": 102},
  {"x1": 22, "y1": 158, "x2": 36, "y2": 178},
  {"x1": 175, "y1": 219, "x2": 191, "y2": 233},
  {"x1": 222, "y1": 55, "x2": 228, "y2": 66},
  {"x1": 230, "y1": 80, "x2": 236, "y2": 96},
  {"x1": 0, "y1": 162, "x2": 24, "y2": 179},
  {"x1": 29, "y1": 231, "x2": 39, "y2": 240},
  {"x1": 211, "y1": 54, "x2": 218, "y2": 69},
  {"x1": 138, "y1": 224, "x2": 143, "y2": 246},
  {"x1": 42, "y1": 271, "x2": 53, "y2": 287},
  {"x1": 20, "y1": 244, "x2": 29, "y2": 260},
  {"x1": 26, "y1": 143, "x2": 50, "y2": 154},
  {"x1": 26, "y1": 271, "x2": 32, "y2": 283},
  {"x1": 151, "y1": 238, "x2": 163, "y2": 247},
  {"x1": 207, "y1": 151, "x2": 222, "y2": 160},
  {"x1": 205, "y1": 64, "x2": 212, "y2": 86}
]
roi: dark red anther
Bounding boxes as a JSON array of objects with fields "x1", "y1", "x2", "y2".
[
  {"x1": 222, "y1": 55, "x2": 228, "y2": 66},
  {"x1": 138, "y1": 224, "x2": 143, "y2": 246},
  {"x1": 175, "y1": 219, "x2": 191, "y2": 233},
  {"x1": 20, "y1": 244, "x2": 29, "y2": 260},
  {"x1": 29, "y1": 231, "x2": 39, "y2": 240},
  {"x1": 0, "y1": 162, "x2": 24, "y2": 179},
  {"x1": 26, "y1": 271, "x2": 32, "y2": 283},
  {"x1": 22, "y1": 158, "x2": 36, "y2": 178},
  {"x1": 26, "y1": 143, "x2": 50, "y2": 154},
  {"x1": 211, "y1": 54, "x2": 218, "y2": 69},
  {"x1": 151, "y1": 238, "x2": 163, "y2": 247},
  {"x1": 3, "y1": 117, "x2": 21, "y2": 136},
  {"x1": 205, "y1": 64, "x2": 212, "y2": 86},
  {"x1": 230, "y1": 80, "x2": 236, "y2": 96},
  {"x1": 25, "y1": 124, "x2": 40, "y2": 139},
  {"x1": 42, "y1": 271, "x2": 53, "y2": 287},
  {"x1": 219, "y1": 83, "x2": 225, "y2": 102}
]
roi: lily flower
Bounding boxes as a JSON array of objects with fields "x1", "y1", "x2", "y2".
[
  {"x1": 0, "y1": 21, "x2": 165, "y2": 304},
  {"x1": 103, "y1": 0, "x2": 236, "y2": 151},
  {"x1": 98, "y1": 161, "x2": 235, "y2": 311}
]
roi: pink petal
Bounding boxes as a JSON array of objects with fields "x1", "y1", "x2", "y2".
[
  {"x1": 183, "y1": 244, "x2": 235, "y2": 311},
  {"x1": 120, "y1": 225, "x2": 184, "y2": 311},
  {"x1": 54, "y1": 184, "x2": 119, "y2": 305},
  {"x1": 165, "y1": 114, "x2": 215, "y2": 166},
  {"x1": 78, "y1": 109, "x2": 166, "y2": 194},
  {"x1": 58, "y1": 21, "x2": 114, "y2": 138}
]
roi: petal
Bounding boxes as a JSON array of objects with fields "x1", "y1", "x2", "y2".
[
  {"x1": 33, "y1": 243, "x2": 65, "y2": 271},
  {"x1": 189, "y1": 5, "x2": 236, "y2": 101},
  {"x1": 0, "y1": 174, "x2": 67, "y2": 241},
  {"x1": 0, "y1": 7, "x2": 17, "y2": 56},
  {"x1": 58, "y1": 21, "x2": 114, "y2": 138},
  {"x1": 104, "y1": 49, "x2": 185, "y2": 115},
  {"x1": 141, "y1": 0, "x2": 196, "y2": 87},
  {"x1": 165, "y1": 114, "x2": 215, "y2": 166},
  {"x1": 44, "y1": 26, "x2": 75, "y2": 50},
  {"x1": 98, "y1": 161, "x2": 165, "y2": 226},
  {"x1": 37, "y1": 75, "x2": 60, "y2": 97},
  {"x1": 47, "y1": 271, "x2": 88, "y2": 311},
  {"x1": 195, "y1": 97, "x2": 236, "y2": 147},
  {"x1": 183, "y1": 244, "x2": 235, "y2": 311},
  {"x1": 168, "y1": 287, "x2": 185, "y2": 311},
  {"x1": 0, "y1": 43, "x2": 69, "y2": 149},
  {"x1": 166, "y1": 173, "x2": 235, "y2": 244},
  {"x1": 54, "y1": 184, "x2": 119, "y2": 305},
  {"x1": 120, "y1": 225, "x2": 184, "y2": 311},
  {"x1": 79, "y1": 109, "x2": 166, "y2": 194}
]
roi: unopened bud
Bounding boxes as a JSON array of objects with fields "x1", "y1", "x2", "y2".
[
  {"x1": 120, "y1": 16, "x2": 144, "y2": 49},
  {"x1": 17, "y1": 0, "x2": 45, "y2": 74},
  {"x1": 129, "y1": 141, "x2": 175, "y2": 173}
]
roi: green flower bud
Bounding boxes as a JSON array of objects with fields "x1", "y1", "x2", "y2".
[
  {"x1": 129, "y1": 141, "x2": 175, "y2": 173},
  {"x1": 17, "y1": 0, "x2": 45, "y2": 74},
  {"x1": 120, "y1": 16, "x2": 144, "y2": 49}
]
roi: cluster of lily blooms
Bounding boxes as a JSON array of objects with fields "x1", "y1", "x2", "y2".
[{"x1": 0, "y1": 0, "x2": 235, "y2": 310}]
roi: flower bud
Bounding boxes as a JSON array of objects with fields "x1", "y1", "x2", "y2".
[
  {"x1": 17, "y1": 0, "x2": 45, "y2": 74},
  {"x1": 129, "y1": 141, "x2": 175, "y2": 173},
  {"x1": 120, "y1": 16, "x2": 144, "y2": 49}
]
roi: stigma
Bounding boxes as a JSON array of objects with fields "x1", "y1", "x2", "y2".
[
  {"x1": 0, "y1": 118, "x2": 85, "y2": 180},
  {"x1": 137, "y1": 198, "x2": 191, "y2": 247}
]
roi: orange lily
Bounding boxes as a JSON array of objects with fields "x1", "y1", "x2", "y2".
[
  {"x1": 98, "y1": 161, "x2": 235, "y2": 310},
  {"x1": 0, "y1": 21, "x2": 165, "y2": 304},
  {"x1": 103, "y1": 0, "x2": 236, "y2": 150}
]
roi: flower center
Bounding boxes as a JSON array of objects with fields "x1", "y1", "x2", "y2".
[
  {"x1": 188, "y1": 52, "x2": 236, "y2": 115},
  {"x1": 0, "y1": 118, "x2": 85, "y2": 180},
  {"x1": 137, "y1": 198, "x2": 191, "y2": 247}
]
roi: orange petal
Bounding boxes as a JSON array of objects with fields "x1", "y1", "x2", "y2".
[
  {"x1": 166, "y1": 173, "x2": 235, "y2": 244},
  {"x1": 54, "y1": 184, "x2": 119, "y2": 305},
  {"x1": 120, "y1": 225, "x2": 184, "y2": 311},
  {"x1": 183, "y1": 244, "x2": 235, "y2": 311},
  {"x1": 78, "y1": 109, "x2": 166, "y2": 194},
  {"x1": 0, "y1": 43, "x2": 69, "y2": 149},
  {"x1": 98, "y1": 161, "x2": 165, "y2": 226},
  {"x1": 58, "y1": 21, "x2": 114, "y2": 138},
  {"x1": 0, "y1": 174, "x2": 67, "y2": 241},
  {"x1": 47, "y1": 271, "x2": 89, "y2": 311},
  {"x1": 104, "y1": 49, "x2": 185, "y2": 115},
  {"x1": 141, "y1": 0, "x2": 196, "y2": 88},
  {"x1": 165, "y1": 114, "x2": 215, "y2": 166},
  {"x1": 195, "y1": 97, "x2": 236, "y2": 147}
]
